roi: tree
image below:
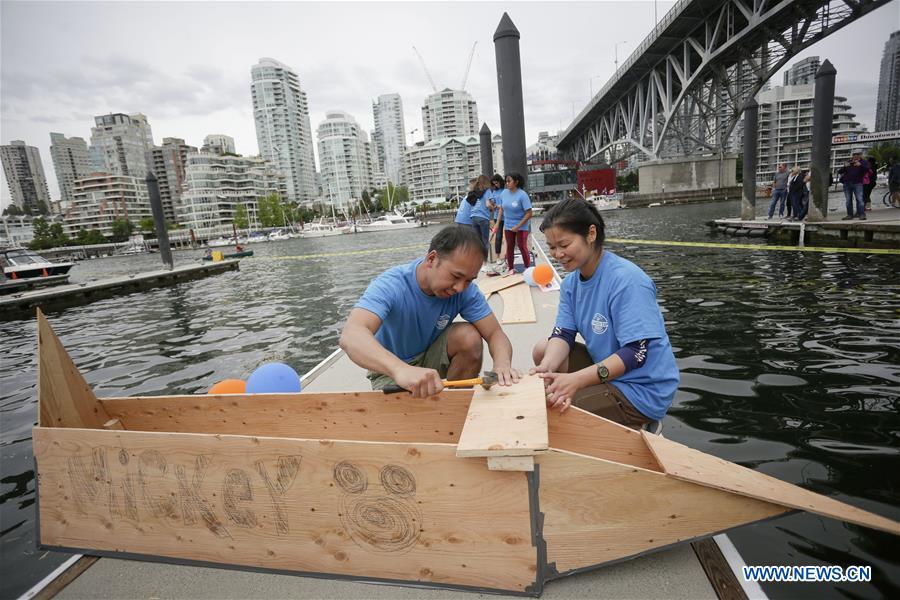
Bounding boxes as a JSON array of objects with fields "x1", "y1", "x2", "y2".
[
  {"x1": 374, "y1": 183, "x2": 410, "y2": 211},
  {"x1": 615, "y1": 171, "x2": 639, "y2": 192},
  {"x1": 28, "y1": 217, "x2": 69, "y2": 250},
  {"x1": 2, "y1": 204, "x2": 23, "y2": 217},
  {"x1": 867, "y1": 143, "x2": 900, "y2": 169},
  {"x1": 75, "y1": 228, "x2": 106, "y2": 245},
  {"x1": 257, "y1": 193, "x2": 286, "y2": 227},
  {"x1": 233, "y1": 203, "x2": 249, "y2": 229},
  {"x1": 110, "y1": 218, "x2": 134, "y2": 242},
  {"x1": 139, "y1": 217, "x2": 156, "y2": 234}
]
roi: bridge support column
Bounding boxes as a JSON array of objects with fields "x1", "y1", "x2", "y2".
[
  {"x1": 740, "y1": 99, "x2": 758, "y2": 220},
  {"x1": 146, "y1": 172, "x2": 173, "y2": 270},
  {"x1": 494, "y1": 12, "x2": 527, "y2": 187},
  {"x1": 480, "y1": 123, "x2": 494, "y2": 176},
  {"x1": 808, "y1": 60, "x2": 836, "y2": 222}
]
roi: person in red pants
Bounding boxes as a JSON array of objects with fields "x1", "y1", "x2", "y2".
[{"x1": 495, "y1": 172, "x2": 533, "y2": 274}]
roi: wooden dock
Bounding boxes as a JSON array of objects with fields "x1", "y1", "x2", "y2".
[
  {"x1": 0, "y1": 260, "x2": 240, "y2": 320},
  {"x1": 709, "y1": 208, "x2": 900, "y2": 247}
]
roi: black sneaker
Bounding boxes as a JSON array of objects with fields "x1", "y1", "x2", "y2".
[
  {"x1": 841, "y1": 215, "x2": 854, "y2": 220},
  {"x1": 858, "y1": 214, "x2": 867, "y2": 220}
]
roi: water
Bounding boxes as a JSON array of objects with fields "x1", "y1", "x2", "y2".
[{"x1": 2, "y1": 201, "x2": 898, "y2": 599}]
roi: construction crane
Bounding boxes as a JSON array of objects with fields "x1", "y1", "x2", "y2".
[
  {"x1": 460, "y1": 42, "x2": 477, "y2": 90},
  {"x1": 412, "y1": 46, "x2": 438, "y2": 93}
]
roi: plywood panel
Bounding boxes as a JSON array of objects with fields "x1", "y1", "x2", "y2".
[
  {"x1": 101, "y1": 390, "x2": 473, "y2": 443},
  {"x1": 34, "y1": 427, "x2": 538, "y2": 593},
  {"x1": 643, "y1": 433, "x2": 900, "y2": 536},
  {"x1": 477, "y1": 273, "x2": 524, "y2": 297},
  {"x1": 547, "y1": 407, "x2": 661, "y2": 472},
  {"x1": 498, "y1": 284, "x2": 537, "y2": 324},
  {"x1": 537, "y1": 450, "x2": 788, "y2": 574},
  {"x1": 37, "y1": 309, "x2": 110, "y2": 429},
  {"x1": 456, "y1": 375, "x2": 547, "y2": 458}
]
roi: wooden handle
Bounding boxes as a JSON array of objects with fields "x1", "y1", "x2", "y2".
[{"x1": 443, "y1": 378, "x2": 482, "y2": 388}]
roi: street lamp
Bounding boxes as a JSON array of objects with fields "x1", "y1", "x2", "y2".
[{"x1": 613, "y1": 40, "x2": 629, "y2": 73}]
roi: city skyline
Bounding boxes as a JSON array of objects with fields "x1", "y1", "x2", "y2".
[{"x1": 2, "y1": 1, "x2": 897, "y2": 209}]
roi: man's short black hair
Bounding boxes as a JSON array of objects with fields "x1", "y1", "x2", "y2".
[{"x1": 428, "y1": 225, "x2": 487, "y2": 262}]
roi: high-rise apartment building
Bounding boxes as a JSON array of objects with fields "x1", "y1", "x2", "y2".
[
  {"x1": 201, "y1": 134, "x2": 236, "y2": 156},
  {"x1": 64, "y1": 174, "x2": 151, "y2": 237},
  {"x1": 372, "y1": 94, "x2": 407, "y2": 184},
  {"x1": 180, "y1": 153, "x2": 285, "y2": 232},
  {"x1": 492, "y1": 134, "x2": 504, "y2": 177},
  {"x1": 316, "y1": 111, "x2": 376, "y2": 207},
  {"x1": 151, "y1": 137, "x2": 198, "y2": 224},
  {"x1": 782, "y1": 56, "x2": 820, "y2": 86},
  {"x1": 1, "y1": 140, "x2": 52, "y2": 214},
  {"x1": 421, "y1": 89, "x2": 479, "y2": 142},
  {"x1": 756, "y1": 83, "x2": 867, "y2": 182},
  {"x1": 89, "y1": 113, "x2": 155, "y2": 178},
  {"x1": 875, "y1": 31, "x2": 900, "y2": 132},
  {"x1": 49, "y1": 133, "x2": 92, "y2": 210},
  {"x1": 405, "y1": 135, "x2": 481, "y2": 201},
  {"x1": 251, "y1": 57, "x2": 317, "y2": 202}
]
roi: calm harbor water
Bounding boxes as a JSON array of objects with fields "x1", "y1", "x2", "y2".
[{"x1": 2, "y1": 200, "x2": 898, "y2": 599}]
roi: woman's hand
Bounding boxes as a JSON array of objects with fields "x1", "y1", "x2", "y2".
[{"x1": 537, "y1": 371, "x2": 585, "y2": 414}]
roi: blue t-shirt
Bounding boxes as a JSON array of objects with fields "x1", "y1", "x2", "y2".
[
  {"x1": 499, "y1": 188, "x2": 532, "y2": 231},
  {"x1": 354, "y1": 259, "x2": 492, "y2": 362},
  {"x1": 470, "y1": 189, "x2": 492, "y2": 221},
  {"x1": 555, "y1": 250, "x2": 679, "y2": 420},
  {"x1": 491, "y1": 189, "x2": 502, "y2": 220},
  {"x1": 454, "y1": 199, "x2": 473, "y2": 225}
]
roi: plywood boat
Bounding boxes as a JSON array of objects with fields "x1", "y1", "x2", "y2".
[{"x1": 32, "y1": 308, "x2": 900, "y2": 597}]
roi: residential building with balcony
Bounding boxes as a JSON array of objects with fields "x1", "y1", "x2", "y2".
[
  {"x1": 372, "y1": 93, "x2": 407, "y2": 184},
  {"x1": 421, "y1": 89, "x2": 479, "y2": 142},
  {"x1": 405, "y1": 136, "x2": 481, "y2": 201},
  {"x1": 88, "y1": 113, "x2": 155, "y2": 179},
  {"x1": 875, "y1": 31, "x2": 900, "y2": 132},
  {"x1": 316, "y1": 111, "x2": 375, "y2": 208},
  {"x1": 64, "y1": 173, "x2": 151, "y2": 237},
  {"x1": 49, "y1": 133, "x2": 92, "y2": 210},
  {"x1": 151, "y1": 137, "x2": 198, "y2": 224},
  {"x1": 1, "y1": 140, "x2": 52, "y2": 214}
]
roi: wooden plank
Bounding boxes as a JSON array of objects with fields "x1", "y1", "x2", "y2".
[
  {"x1": 33, "y1": 427, "x2": 538, "y2": 593},
  {"x1": 100, "y1": 390, "x2": 473, "y2": 444},
  {"x1": 643, "y1": 432, "x2": 900, "y2": 536},
  {"x1": 537, "y1": 450, "x2": 788, "y2": 575},
  {"x1": 498, "y1": 284, "x2": 537, "y2": 324},
  {"x1": 547, "y1": 406, "x2": 661, "y2": 472},
  {"x1": 476, "y1": 273, "x2": 524, "y2": 298},
  {"x1": 456, "y1": 375, "x2": 548, "y2": 458},
  {"x1": 691, "y1": 538, "x2": 748, "y2": 600},
  {"x1": 487, "y1": 456, "x2": 534, "y2": 472},
  {"x1": 37, "y1": 308, "x2": 111, "y2": 429},
  {"x1": 30, "y1": 555, "x2": 100, "y2": 600},
  {"x1": 102, "y1": 419, "x2": 123, "y2": 430}
]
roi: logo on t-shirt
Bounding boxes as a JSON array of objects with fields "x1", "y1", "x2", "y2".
[
  {"x1": 512, "y1": 201, "x2": 519, "y2": 208},
  {"x1": 436, "y1": 314, "x2": 451, "y2": 330},
  {"x1": 591, "y1": 313, "x2": 609, "y2": 335}
]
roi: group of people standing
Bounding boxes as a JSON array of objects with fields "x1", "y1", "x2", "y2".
[
  {"x1": 766, "y1": 163, "x2": 812, "y2": 221},
  {"x1": 455, "y1": 173, "x2": 533, "y2": 273}
]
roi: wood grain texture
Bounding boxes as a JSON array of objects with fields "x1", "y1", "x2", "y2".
[
  {"x1": 498, "y1": 284, "x2": 537, "y2": 324},
  {"x1": 476, "y1": 274, "x2": 524, "y2": 298},
  {"x1": 487, "y1": 456, "x2": 534, "y2": 472},
  {"x1": 643, "y1": 432, "x2": 900, "y2": 535},
  {"x1": 692, "y1": 538, "x2": 748, "y2": 600},
  {"x1": 547, "y1": 406, "x2": 661, "y2": 472},
  {"x1": 101, "y1": 390, "x2": 474, "y2": 444},
  {"x1": 537, "y1": 450, "x2": 788, "y2": 574},
  {"x1": 33, "y1": 427, "x2": 538, "y2": 593},
  {"x1": 37, "y1": 309, "x2": 111, "y2": 429},
  {"x1": 456, "y1": 375, "x2": 548, "y2": 458}
]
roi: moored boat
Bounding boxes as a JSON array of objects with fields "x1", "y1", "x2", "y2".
[
  {"x1": 355, "y1": 211, "x2": 421, "y2": 232},
  {"x1": 0, "y1": 248, "x2": 74, "y2": 282}
]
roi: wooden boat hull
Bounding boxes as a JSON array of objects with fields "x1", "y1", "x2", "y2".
[{"x1": 32, "y1": 310, "x2": 900, "y2": 596}]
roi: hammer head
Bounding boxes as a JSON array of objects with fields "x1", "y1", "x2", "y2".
[{"x1": 480, "y1": 371, "x2": 499, "y2": 390}]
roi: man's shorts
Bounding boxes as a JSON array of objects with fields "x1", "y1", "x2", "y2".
[
  {"x1": 367, "y1": 326, "x2": 452, "y2": 390},
  {"x1": 565, "y1": 342, "x2": 650, "y2": 429}
]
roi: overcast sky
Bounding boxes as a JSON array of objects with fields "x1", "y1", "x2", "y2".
[{"x1": 2, "y1": 0, "x2": 898, "y2": 209}]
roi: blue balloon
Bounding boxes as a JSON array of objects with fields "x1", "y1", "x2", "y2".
[
  {"x1": 246, "y1": 362, "x2": 302, "y2": 393},
  {"x1": 522, "y1": 266, "x2": 537, "y2": 286}
]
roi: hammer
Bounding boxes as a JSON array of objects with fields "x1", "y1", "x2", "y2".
[{"x1": 382, "y1": 371, "x2": 499, "y2": 394}]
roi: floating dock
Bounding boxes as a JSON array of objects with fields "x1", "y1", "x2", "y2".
[
  {"x1": 0, "y1": 260, "x2": 239, "y2": 320},
  {"x1": 708, "y1": 209, "x2": 900, "y2": 247}
]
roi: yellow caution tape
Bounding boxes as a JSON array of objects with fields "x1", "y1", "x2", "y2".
[
  {"x1": 267, "y1": 244, "x2": 423, "y2": 261},
  {"x1": 604, "y1": 238, "x2": 900, "y2": 255}
]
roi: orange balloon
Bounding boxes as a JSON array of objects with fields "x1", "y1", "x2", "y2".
[
  {"x1": 533, "y1": 264, "x2": 554, "y2": 286},
  {"x1": 208, "y1": 379, "x2": 246, "y2": 394}
]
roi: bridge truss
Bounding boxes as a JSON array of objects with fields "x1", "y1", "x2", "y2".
[{"x1": 557, "y1": 0, "x2": 892, "y2": 164}]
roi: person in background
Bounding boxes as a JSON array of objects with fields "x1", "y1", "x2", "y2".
[
  {"x1": 889, "y1": 157, "x2": 900, "y2": 208},
  {"x1": 495, "y1": 172, "x2": 533, "y2": 274},
  {"x1": 489, "y1": 174, "x2": 505, "y2": 264},
  {"x1": 863, "y1": 155, "x2": 879, "y2": 212},
  {"x1": 468, "y1": 175, "x2": 493, "y2": 262},
  {"x1": 454, "y1": 178, "x2": 476, "y2": 227},
  {"x1": 841, "y1": 152, "x2": 869, "y2": 220},
  {"x1": 797, "y1": 171, "x2": 812, "y2": 221},
  {"x1": 786, "y1": 165, "x2": 806, "y2": 222},
  {"x1": 530, "y1": 199, "x2": 679, "y2": 428},
  {"x1": 767, "y1": 163, "x2": 789, "y2": 220}
]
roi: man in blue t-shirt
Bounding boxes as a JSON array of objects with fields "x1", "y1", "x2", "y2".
[{"x1": 341, "y1": 225, "x2": 521, "y2": 397}]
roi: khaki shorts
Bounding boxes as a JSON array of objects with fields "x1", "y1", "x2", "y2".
[
  {"x1": 565, "y1": 342, "x2": 650, "y2": 429},
  {"x1": 367, "y1": 326, "x2": 452, "y2": 390}
]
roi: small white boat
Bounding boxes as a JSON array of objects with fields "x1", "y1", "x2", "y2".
[
  {"x1": 587, "y1": 194, "x2": 622, "y2": 211},
  {"x1": 299, "y1": 220, "x2": 342, "y2": 238},
  {"x1": 0, "y1": 248, "x2": 74, "y2": 281},
  {"x1": 207, "y1": 237, "x2": 237, "y2": 248},
  {"x1": 267, "y1": 230, "x2": 291, "y2": 242},
  {"x1": 355, "y1": 212, "x2": 421, "y2": 233}
]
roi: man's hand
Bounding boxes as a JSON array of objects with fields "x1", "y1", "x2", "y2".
[
  {"x1": 528, "y1": 363, "x2": 551, "y2": 376},
  {"x1": 392, "y1": 365, "x2": 444, "y2": 398},
  {"x1": 492, "y1": 365, "x2": 521, "y2": 386},
  {"x1": 538, "y1": 371, "x2": 586, "y2": 414}
]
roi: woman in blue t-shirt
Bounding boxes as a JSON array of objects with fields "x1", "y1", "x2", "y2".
[
  {"x1": 468, "y1": 175, "x2": 493, "y2": 259},
  {"x1": 530, "y1": 198, "x2": 679, "y2": 428},
  {"x1": 454, "y1": 179, "x2": 475, "y2": 226},
  {"x1": 495, "y1": 172, "x2": 533, "y2": 273}
]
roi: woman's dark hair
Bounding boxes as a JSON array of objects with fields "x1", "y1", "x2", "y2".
[
  {"x1": 429, "y1": 225, "x2": 487, "y2": 262},
  {"x1": 539, "y1": 198, "x2": 606, "y2": 250},
  {"x1": 490, "y1": 174, "x2": 504, "y2": 186},
  {"x1": 505, "y1": 172, "x2": 525, "y2": 189}
]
